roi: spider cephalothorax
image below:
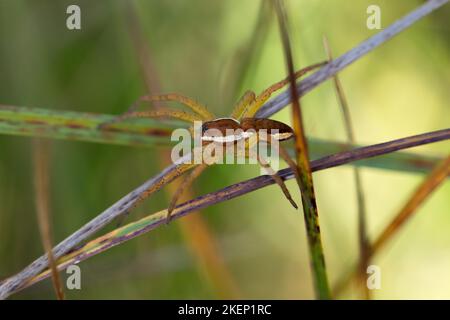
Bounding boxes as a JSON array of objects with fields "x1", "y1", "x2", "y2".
[{"x1": 103, "y1": 61, "x2": 327, "y2": 222}]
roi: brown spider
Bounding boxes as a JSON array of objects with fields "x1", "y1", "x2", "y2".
[{"x1": 103, "y1": 61, "x2": 326, "y2": 223}]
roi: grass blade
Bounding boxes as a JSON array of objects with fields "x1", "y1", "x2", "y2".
[
  {"x1": 371, "y1": 154, "x2": 450, "y2": 253},
  {"x1": 257, "y1": 0, "x2": 450, "y2": 118},
  {"x1": 274, "y1": 0, "x2": 330, "y2": 299},
  {"x1": 0, "y1": 105, "x2": 442, "y2": 175},
  {"x1": 333, "y1": 154, "x2": 450, "y2": 297},
  {"x1": 0, "y1": 105, "x2": 175, "y2": 146},
  {"x1": 323, "y1": 36, "x2": 370, "y2": 299},
  {"x1": 32, "y1": 140, "x2": 65, "y2": 300},
  {"x1": 221, "y1": 0, "x2": 272, "y2": 107}
]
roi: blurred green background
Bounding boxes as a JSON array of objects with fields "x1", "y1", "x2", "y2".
[{"x1": 0, "y1": 0, "x2": 449, "y2": 299}]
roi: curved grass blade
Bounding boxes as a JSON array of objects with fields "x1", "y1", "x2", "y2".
[
  {"x1": 32, "y1": 140, "x2": 65, "y2": 300},
  {"x1": 333, "y1": 154, "x2": 450, "y2": 297},
  {"x1": 323, "y1": 36, "x2": 369, "y2": 299}
]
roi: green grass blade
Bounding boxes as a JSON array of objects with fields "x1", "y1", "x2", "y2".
[
  {"x1": 0, "y1": 105, "x2": 445, "y2": 175},
  {"x1": 0, "y1": 104, "x2": 176, "y2": 146},
  {"x1": 274, "y1": 0, "x2": 330, "y2": 299}
]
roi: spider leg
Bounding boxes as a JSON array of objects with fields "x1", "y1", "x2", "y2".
[
  {"x1": 117, "y1": 109, "x2": 198, "y2": 136},
  {"x1": 242, "y1": 61, "x2": 327, "y2": 118},
  {"x1": 120, "y1": 109, "x2": 203, "y2": 124},
  {"x1": 166, "y1": 163, "x2": 209, "y2": 224},
  {"x1": 257, "y1": 154, "x2": 298, "y2": 209},
  {"x1": 99, "y1": 93, "x2": 214, "y2": 129},
  {"x1": 166, "y1": 140, "x2": 224, "y2": 223},
  {"x1": 230, "y1": 90, "x2": 256, "y2": 120},
  {"x1": 130, "y1": 162, "x2": 197, "y2": 216},
  {"x1": 263, "y1": 137, "x2": 302, "y2": 194},
  {"x1": 278, "y1": 144, "x2": 302, "y2": 191},
  {"x1": 97, "y1": 98, "x2": 141, "y2": 129},
  {"x1": 138, "y1": 93, "x2": 216, "y2": 120},
  {"x1": 98, "y1": 107, "x2": 201, "y2": 131},
  {"x1": 124, "y1": 143, "x2": 207, "y2": 224}
]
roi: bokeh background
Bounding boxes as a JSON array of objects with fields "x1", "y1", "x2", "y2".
[{"x1": 0, "y1": 0, "x2": 449, "y2": 299}]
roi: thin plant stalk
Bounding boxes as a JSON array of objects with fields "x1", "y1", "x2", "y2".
[
  {"x1": 32, "y1": 140, "x2": 65, "y2": 300},
  {"x1": 323, "y1": 36, "x2": 370, "y2": 299},
  {"x1": 274, "y1": 0, "x2": 331, "y2": 299},
  {"x1": 333, "y1": 154, "x2": 450, "y2": 297},
  {"x1": 371, "y1": 154, "x2": 450, "y2": 253},
  {"x1": 221, "y1": 0, "x2": 272, "y2": 108},
  {"x1": 256, "y1": 0, "x2": 450, "y2": 119}
]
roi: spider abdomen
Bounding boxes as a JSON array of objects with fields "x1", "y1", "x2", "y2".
[
  {"x1": 240, "y1": 118, "x2": 294, "y2": 141},
  {"x1": 201, "y1": 117, "x2": 293, "y2": 143}
]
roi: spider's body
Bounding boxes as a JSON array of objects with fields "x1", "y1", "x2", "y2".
[
  {"x1": 105, "y1": 61, "x2": 326, "y2": 222},
  {"x1": 200, "y1": 117, "x2": 294, "y2": 143}
]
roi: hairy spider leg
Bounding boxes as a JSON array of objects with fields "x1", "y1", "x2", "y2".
[
  {"x1": 138, "y1": 93, "x2": 216, "y2": 121},
  {"x1": 129, "y1": 162, "x2": 198, "y2": 216},
  {"x1": 241, "y1": 133, "x2": 298, "y2": 209},
  {"x1": 242, "y1": 61, "x2": 327, "y2": 118},
  {"x1": 166, "y1": 162, "x2": 209, "y2": 223},
  {"x1": 260, "y1": 136, "x2": 302, "y2": 195},
  {"x1": 99, "y1": 93, "x2": 216, "y2": 129},
  {"x1": 166, "y1": 138, "x2": 299, "y2": 223},
  {"x1": 230, "y1": 90, "x2": 256, "y2": 120},
  {"x1": 119, "y1": 109, "x2": 203, "y2": 124},
  {"x1": 278, "y1": 144, "x2": 302, "y2": 189},
  {"x1": 256, "y1": 153, "x2": 298, "y2": 209},
  {"x1": 166, "y1": 140, "x2": 228, "y2": 223},
  {"x1": 98, "y1": 107, "x2": 202, "y2": 131},
  {"x1": 97, "y1": 100, "x2": 141, "y2": 129},
  {"x1": 98, "y1": 93, "x2": 215, "y2": 220}
]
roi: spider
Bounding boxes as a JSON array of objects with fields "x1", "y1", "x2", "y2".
[{"x1": 102, "y1": 61, "x2": 326, "y2": 223}]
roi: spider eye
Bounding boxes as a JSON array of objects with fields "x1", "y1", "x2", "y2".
[{"x1": 201, "y1": 123, "x2": 209, "y2": 134}]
